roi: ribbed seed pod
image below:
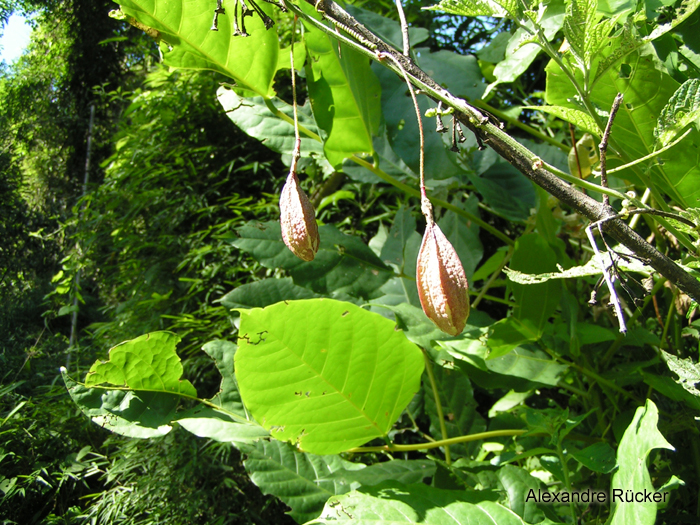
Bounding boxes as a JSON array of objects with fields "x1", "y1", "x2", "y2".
[
  {"x1": 279, "y1": 170, "x2": 320, "y2": 261},
  {"x1": 416, "y1": 220, "x2": 470, "y2": 336}
]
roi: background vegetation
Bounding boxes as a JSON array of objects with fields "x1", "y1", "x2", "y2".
[{"x1": 2, "y1": 0, "x2": 700, "y2": 524}]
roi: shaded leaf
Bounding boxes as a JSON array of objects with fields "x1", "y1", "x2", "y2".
[
  {"x1": 232, "y1": 221, "x2": 393, "y2": 299},
  {"x1": 217, "y1": 87, "x2": 324, "y2": 158},
  {"x1": 220, "y1": 278, "x2": 323, "y2": 310},
  {"x1": 570, "y1": 442, "x2": 617, "y2": 474},
  {"x1": 62, "y1": 370, "x2": 175, "y2": 438},
  {"x1": 423, "y1": 366, "x2": 486, "y2": 458},
  {"x1": 239, "y1": 440, "x2": 361, "y2": 523}
]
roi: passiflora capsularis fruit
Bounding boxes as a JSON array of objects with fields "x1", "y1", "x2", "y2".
[
  {"x1": 279, "y1": 169, "x2": 320, "y2": 261},
  {"x1": 416, "y1": 217, "x2": 470, "y2": 336}
]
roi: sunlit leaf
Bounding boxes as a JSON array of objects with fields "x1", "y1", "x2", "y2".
[
  {"x1": 610, "y1": 400, "x2": 675, "y2": 525},
  {"x1": 116, "y1": 0, "x2": 279, "y2": 96},
  {"x1": 235, "y1": 299, "x2": 424, "y2": 455},
  {"x1": 299, "y1": 2, "x2": 381, "y2": 168}
]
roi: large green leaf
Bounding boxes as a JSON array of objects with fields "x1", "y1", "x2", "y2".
[
  {"x1": 313, "y1": 481, "x2": 527, "y2": 525},
  {"x1": 610, "y1": 400, "x2": 675, "y2": 525},
  {"x1": 238, "y1": 440, "x2": 361, "y2": 523},
  {"x1": 546, "y1": 44, "x2": 700, "y2": 208},
  {"x1": 299, "y1": 2, "x2": 381, "y2": 168},
  {"x1": 234, "y1": 299, "x2": 424, "y2": 455},
  {"x1": 116, "y1": 0, "x2": 278, "y2": 96},
  {"x1": 232, "y1": 221, "x2": 393, "y2": 298}
]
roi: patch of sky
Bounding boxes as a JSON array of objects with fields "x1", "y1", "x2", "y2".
[{"x1": 1, "y1": 13, "x2": 32, "y2": 64}]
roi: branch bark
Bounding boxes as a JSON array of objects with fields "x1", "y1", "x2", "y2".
[{"x1": 300, "y1": 0, "x2": 700, "y2": 304}]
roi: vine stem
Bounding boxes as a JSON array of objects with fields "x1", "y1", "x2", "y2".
[
  {"x1": 422, "y1": 349, "x2": 451, "y2": 465},
  {"x1": 290, "y1": 15, "x2": 301, "y2": 173},
  {"x1": 375, "y1": 51, "x2": 431, "y2": 223},
  {"x1": 346, "y1": 429, "x2": 526, "y2": 453}
]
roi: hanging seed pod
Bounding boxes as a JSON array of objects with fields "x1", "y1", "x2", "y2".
[
  {"x1": 416, "y1": 219, "x2": 470, "y2": 336},
  {"x1": 279, "y1": 169, "x2": 320, "y2": 262}
]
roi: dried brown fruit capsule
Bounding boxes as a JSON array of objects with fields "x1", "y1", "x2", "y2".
[
  {"x1": 416, "y1": 219, "x2": 470, "y2": 336},
  {"x1": 279, "y1": 170, "x2": 320, "y2": 261}
]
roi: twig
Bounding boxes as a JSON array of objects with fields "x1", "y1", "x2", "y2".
[
  {"x1": 598, "y1": 93, "x2": 623, "y2": 206},
  {"x1": 395, "y1": 0, "x2": 410, "y2": 56}
]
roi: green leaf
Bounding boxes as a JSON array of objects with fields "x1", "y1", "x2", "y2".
[
  {"x1": 655, "y1": 78, "x2": 700, "y2": 147},
  {"x1": 299, "y1": 3, "x2": 381, "y2": 168},
  {"x1": 503, "y1": 245, "x2": 651, "y2": 284},
  {"x1": 466, "y1": 148, "x2": 536, "y2": 221},
  {"x1": 508, "y1": 234, "x2": 561, "y2": 336},
  {"x1": 437, "y1": 195, "x2": 484, "y2": 279},
  {"x1": 85, "y1": 332, "x2": 197, "y2": 397},
  {"x1": 472, "y1": 248, "x2": 508, "y2": 282},
  {"x1": 346, "y1": 5, "x2": 429, "y2": 51},
  {"x1": 422, "y1": 366, "x2": 486, "y2": 458},
  {"x1": 234, "y1": 299, "x2": 424, "y2": 455},
  {"x1": 175, "y1": 406, "x2": 269, "y2": 443},
  {"x1": 486, "y1": 317, "x2": 540, "y2": 358},
  {"x1": 570, "y1": 442, "x2": 617, "y2": 473},
  {"x1": 217, "y1": 87, "x2": 324, "y2": 158},
  {"x1": 220, "y1": 278, "x2": 323, "y2": 310},
  {"x1": 65, "y1": 333, "x2": 266, "y2": 442},
  {"x1": 276, "y1": 43, "x2": 307, "y2": 71},
  {"x1": 488, "y1": 0, "x2": 565, "y2": 91},
  {"x1": 416, "y1": 49, "x2": 486, "y2": 101},
  {"x1": 238, "y1": 440, "x2": 361, "y2": 523},
  {"x1": 380, "y1": 205, "x2": 418, "y2": 272},
  {"x1": 610, "y1": 400, "x2": 675, "y2": 525},
  {"x1": 495, "y1": 465, "x2": 545, "y2": 523},
  {"x1": 232, "y1": 221, "x2": 393, "y2": 298},
  {"x1": 314, "y1": 481, "x2": 527, "y2": 525},
  {"x1": 117, "y1": 0, "x2": 278, "y2": 96},
  {"x1": 522, "y1": 105, "x2": 599, "y2": 135},
  {"x1": 319, "y1": 460, "x2": 437, "y2": 487},
  {"x1": 199, "y1": 339, "x2": 244, "y2": 415},
  {"x1": 425, "y1": 0, "x2": 512, "y2": 18},
  {"x1": 440, "y1": 339, "x2": 568, "y2": 388},
  {"x1": 374, "y1": 64, "x2": 466, "y2": 182}
]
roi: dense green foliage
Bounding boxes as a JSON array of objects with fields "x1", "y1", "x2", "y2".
[{"x1": 4, "y1": 0, "x2": 700, "y2": 524}]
